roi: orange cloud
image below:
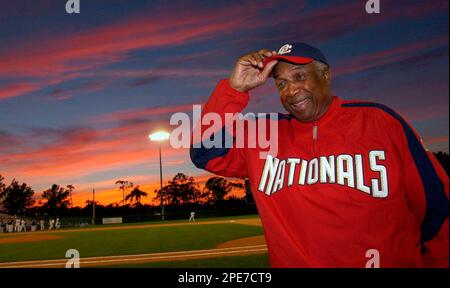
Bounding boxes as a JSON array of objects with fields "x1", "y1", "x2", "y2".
[{"x1": 0, "y1": 119, "x2": 190, "y2": 181}]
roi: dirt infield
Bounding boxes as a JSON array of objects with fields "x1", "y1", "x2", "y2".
[
  {"x1": 0, "y1": 234, "x2": 63, "y2": 244},
  {"x1": 228, "y1": 218, "x2": 262, "y2": 227},
  {"x1": 216, "y1": 235, "x2": 266, "y2": 249}
]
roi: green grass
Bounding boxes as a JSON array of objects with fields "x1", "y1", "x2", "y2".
[
  {"x1": 0, "y1": 221, "x2": 263, "y2": 263},
  {"x1": 73, "y1": 214, "x2": 260, "y2": 230},
  {"x1": 100, "y1": 253, "x2": 271, "y2": 268}
]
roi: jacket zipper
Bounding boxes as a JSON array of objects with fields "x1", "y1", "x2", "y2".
[{"x1": 312, "y1": 122, "x2": 318, "y2": 154}]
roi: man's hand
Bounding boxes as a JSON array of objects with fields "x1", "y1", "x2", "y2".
[{"x1": 229, "y1": 49, "x2": 278, "y2": 93}]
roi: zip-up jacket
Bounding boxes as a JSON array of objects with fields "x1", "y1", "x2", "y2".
[{"x1": 190, "y1": 79, "x2": 449, "y2": 268}]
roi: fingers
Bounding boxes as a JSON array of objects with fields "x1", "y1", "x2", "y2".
[
  {"x1": 258, "y1": 49, "x2": 275, "y2": 59},
  {"x1": 261, "y1": 59, "x2": 278, "y2": 80},
  {"x1": 255, "y1": 49, "x2": 275, "y2": 68},
  {"x1": 240, "y1": 49, "x2": 276, "y2": 69}
]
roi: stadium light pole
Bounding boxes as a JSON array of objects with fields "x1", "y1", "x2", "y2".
[
  {"x1": 149, "y1": 131, "x2": 170, "y2": 221},
  {"x1": 92, "y1": 188, "x2": 96, "y2": 225}
]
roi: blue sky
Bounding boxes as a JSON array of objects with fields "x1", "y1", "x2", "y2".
[{"x1": 0, "y1": 0, "x2": 448, "y2": 205}]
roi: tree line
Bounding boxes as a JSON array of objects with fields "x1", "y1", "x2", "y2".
[
  {"x1": 0, "y1": 172, "x2": 252, "y2": 218},
  {"x1": 1, "y1": 152, "x2": 448, "y2": 218}
]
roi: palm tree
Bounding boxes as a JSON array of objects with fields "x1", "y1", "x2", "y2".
[
  {"x1": 66, "y1": 185, "x2": 75, "y2": 208},
  {"x1": 115, "y1": 180, "x2": 133, "y2": 206},
  {"x1": 125, "y1": 186, "x2": 148, "y2": 217}
]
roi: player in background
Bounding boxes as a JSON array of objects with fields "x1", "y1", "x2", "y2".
[
  {"x1": 49, "y1": 218, "x2": 55, "y2": 230},
  {"x1": 14, "y1": 217, "x2": 20, "y2": 232},
  {"x1": 189, "y1": 211, "x2": 196, "y2": 222},
  {"x1": 20, "y1": 219, "x2": 26, "y2": 232},
  {"x1": 55, "y1": 218, "x2": 61, "y2": 230}
]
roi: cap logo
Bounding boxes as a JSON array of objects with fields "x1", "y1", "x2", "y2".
[{"x1": 278, "y1": 44, "x2": 292, "y2": 55}]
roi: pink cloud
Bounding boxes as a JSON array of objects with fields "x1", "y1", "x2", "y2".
[
  {"x1": 90, "y1": 103, "x2": 198, "y2": 124},
  {"x1": 0, "y1": 82, "x2": 41, "y2": 100},
  {"x1": 0, "y1": 2, "x2": 276, "y2": 80},
  {"x1": 0, "y1": 119, "x2": 189, "y2": 180},
  {"x1": 333, "y1": 36, "x2": 448, "y2": 78},
  {"x1": 424, "y1": 136, "x2": 449, "y2": 146},
  {"x1": 45, "y1": 79, "x2": 113, "y2": 101}
]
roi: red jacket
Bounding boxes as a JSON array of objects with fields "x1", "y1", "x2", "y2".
[{"x1": 190, "y1": 79, "x2": 449, "y2": 268}]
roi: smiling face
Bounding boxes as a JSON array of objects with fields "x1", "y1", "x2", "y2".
[{"x1": 273, "y1": 60, "x2": 332, "y2": 122}]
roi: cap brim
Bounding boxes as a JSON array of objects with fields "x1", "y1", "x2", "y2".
[{"x1": 263, "y1": 55, "x2": 314, "y2": 67}]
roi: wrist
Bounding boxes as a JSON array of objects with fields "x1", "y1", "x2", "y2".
[
  {"x1": 217, "y1": 79, "x2": 250, "y2": 103},
  {"x1": 228, "y1": 79, "x2": 249, "y2": 93}
]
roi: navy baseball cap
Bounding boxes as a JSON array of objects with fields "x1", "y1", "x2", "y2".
[{"x1": 263, "y1": 42, "x2": 329, "y2": 68}]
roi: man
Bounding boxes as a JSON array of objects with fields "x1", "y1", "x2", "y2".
[
  {"x1": 7, "y1": 219, "x2": 13, "y2": 233},
  {"x1": 20, "y1": 218, "x2": 26, "y2": 232},
  {"x1": 190, "y1": 43, "x2": 449, "y2": 267},
  {"x1": 49, "y1": 218, "x2": 55, "y2": 230},
  {"x1": 14, "y1": 217, "x2": 20, "y2": 233},
  {"x1": 189, "y1": 211, "x2": 196, "y2": 222},
  {"x1": 55, "y1": 218, "x2": 61, "y2": 230}
]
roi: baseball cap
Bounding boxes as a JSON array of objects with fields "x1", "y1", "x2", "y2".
[{"x1": 263, "y1": 42, "x2": 329, "y2": 68}]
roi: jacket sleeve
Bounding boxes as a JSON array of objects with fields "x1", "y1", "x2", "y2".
[
  {"x1": 190, "y1": 79, "x2": 249, "y2": 178},
  {"x1": 399, "y1": 119, "x2": 449, "y2": 268}
]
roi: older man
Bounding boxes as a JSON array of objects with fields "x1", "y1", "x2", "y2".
[{"x1": 190, "y1": 43, "x2": 448, "y2": 268}]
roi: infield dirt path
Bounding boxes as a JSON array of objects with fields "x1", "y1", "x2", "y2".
[
  {"x1": 0, "y1": 234, "x2": 63, "y2": 244},
  {"x1": 0, "y1": 218, "x2": 267, "y2": 268}
]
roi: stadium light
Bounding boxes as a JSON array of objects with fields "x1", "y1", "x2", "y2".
[
  {"x1": 149, "y1": 131, "x2": 170, "y2": 221},
  {"x1": 149, "y1": 131, "x2": 170, "y2": 142}
]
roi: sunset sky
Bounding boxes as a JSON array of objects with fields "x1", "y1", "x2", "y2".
[{"x1": 0, "y1": 0, "x2": 448, "y2": 207}]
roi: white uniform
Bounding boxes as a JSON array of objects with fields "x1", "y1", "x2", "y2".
[
  {"x1": 189, "y1": 212, "x2": 195, "y2": 222},
  {"x1": 7, "y1": 221, "x2": 13, "y2": 233},
  {"x1": 14, "y1": 219, "x2": 20, "y2": 232},
  {"x1": 40, "y1": 220, "x2": 45, "y2": 231},
  {"x1": 20, "y1": 219, "x2": 26, "y2": 232},
  {"x1": 55, "y1": 218, "x2": 61, "y2": 230},
  {"x1": 49, "y1": 219, "x2": 55, "y2": 230}
]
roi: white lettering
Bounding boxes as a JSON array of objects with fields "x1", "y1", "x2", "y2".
[
  {"x1": 287, "y1": 158, "x2": 300, "y2": 186},
  {"x1": 370, "y1": 151, "x2": 388, "y2": 197},
  {"x1": 258, "y1": 155, "x2": 280, "y2": 195},
  {"x1": 355, "y1": 154, "x2": 371, "y2": 194},
  {"x1": 337, "y1": 155, "x2": 355, "y2": 188}
]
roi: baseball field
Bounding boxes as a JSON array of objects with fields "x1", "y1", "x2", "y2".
[{"x1": 0, "y1": 215, "x2": 270, "y2": 268}]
